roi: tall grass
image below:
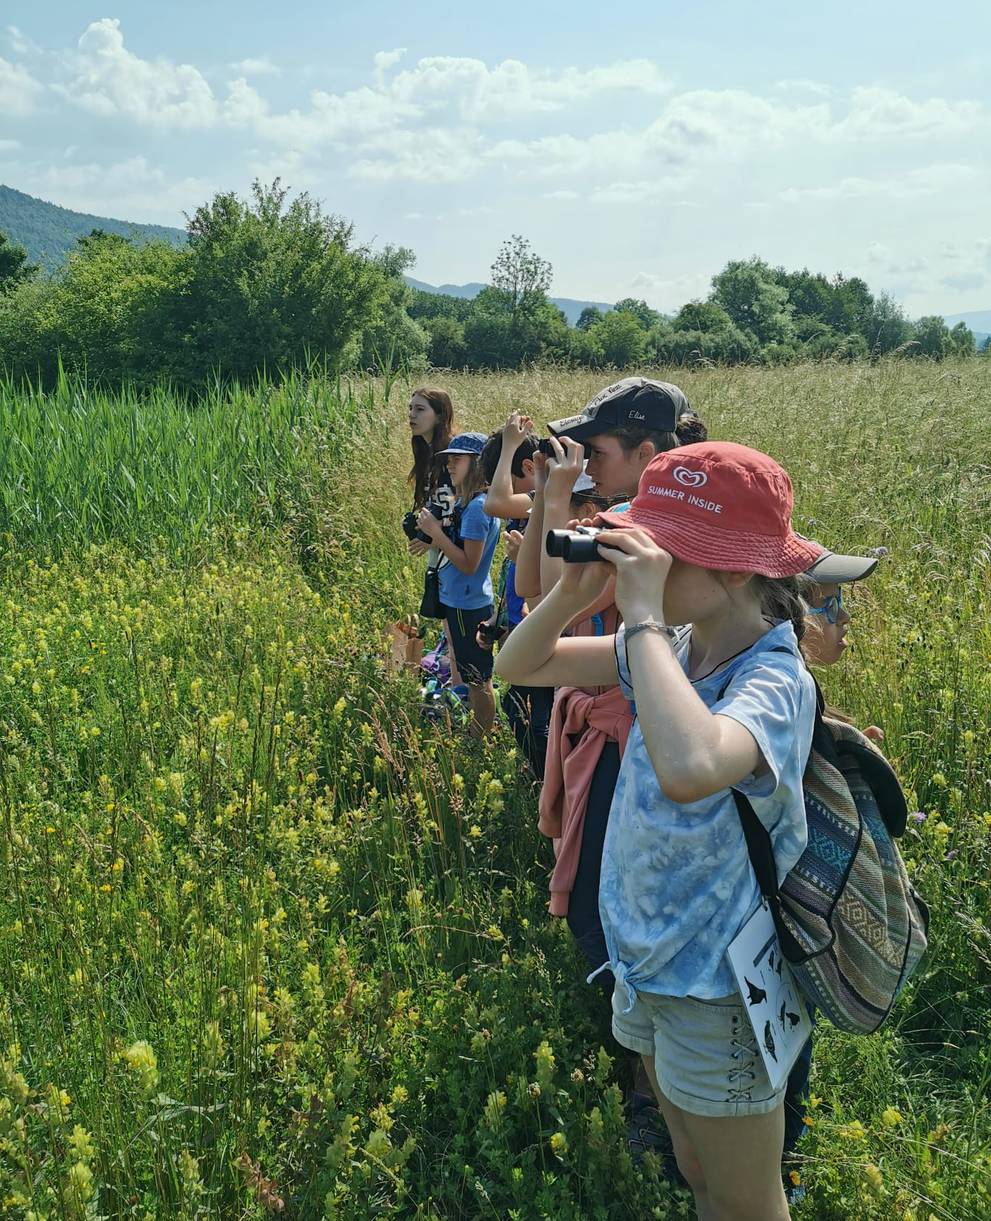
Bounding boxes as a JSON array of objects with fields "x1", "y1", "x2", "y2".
[
  {"x1": 0, "y1": 360, "x2": 987, "y2": 1218},
  {"x1": 0, "y1": 369, "x2": 396, "y2": 550}
]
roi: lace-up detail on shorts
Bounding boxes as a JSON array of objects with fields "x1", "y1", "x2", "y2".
[
  {"x1": 727, "y1": 1011, "x2": 759, "y2": 1102},
  {"x1": 609, "y1": 983, "x2": 786, "y2": 1118}
]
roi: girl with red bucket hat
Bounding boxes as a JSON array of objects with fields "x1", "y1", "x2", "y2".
[{"x1": 496, "y1": 442, "x2": 822, "y2": 1220}]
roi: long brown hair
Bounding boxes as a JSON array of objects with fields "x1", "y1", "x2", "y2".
[
  {"x1": 456, "y1": 455, "x2": 489, "y2": 506},
  {"x1": 408, "y1": 387, "x2": 455, "y2": 508}
]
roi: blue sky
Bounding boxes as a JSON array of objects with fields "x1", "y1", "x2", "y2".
[{"x1": 2, "y1": 2, "x2": 989, "y2": 315}]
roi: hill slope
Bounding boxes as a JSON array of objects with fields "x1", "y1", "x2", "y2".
[{"x1": 0, "y1": 184, "x2": 185, "y2": 270}]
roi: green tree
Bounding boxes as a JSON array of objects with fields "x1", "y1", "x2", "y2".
[
  {"x1": 588, "y1": 310, "x2": 646, "y2": 367},
  {"x1": 408, "y1": 288, "x2": 474, "y2": 323},
  {"x1": 711, "y1": 257, "x2": 795, "y2": 347},
  {"x1": 948, "y1": 321, "x2": 976, "y2": 357},
  {"x1": 612, "y1": 297, "x2": 659, "y2": 329},
  {"x1": 772, "y1": 268, "x2": 834, "y2": 326},
  {"x1": 910, "y1": 316, "x2": 952, "y2": 360},
  {"x1": 826, "y1": 274, "x2": 875, "y2": 338},
  {"x1": 672, "y1": 300, "x2": 734, "y2": 334},
  {"x1": 354, "y1": 246, "x2": 428, "y2": 372},
  {"x1": 183, "y1": 179, "x2": 385, "y2": 384},
  {"x1": 0, "y1": 230, "x2": 189, "y2": 386},
  {"x1": 489, "y1": 234, "x2": 552, "y2": 324},
  {"x1": 0, "y1": 230, "x2": 37, "y2": 294},
  {"x1": 568, "y1": 326, "x2": 605, "y2": 367},
  {"x1": 862, "y1": 293, "x2": 912, "y2": 355},
  {"x1": 576, "y1": 306, "x2": 603, "y2": 332},
  {"x1": 424, "y1": 315, "x2": 467, "y2": 367}
]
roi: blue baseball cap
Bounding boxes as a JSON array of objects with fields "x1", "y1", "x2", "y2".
[{"x1": 438, "y1": 431, "x2": 487, "y2": 456}]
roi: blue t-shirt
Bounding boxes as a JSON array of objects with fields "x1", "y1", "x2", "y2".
[
  {"x1": 598, "y1": 620, "x2": 815, "y2": 1003},
  {"x1": 439, "y1": 494, "x2": 501, "y2": 611},
  {"x1": 504, "y1": 512, "x2": 529, "y2": 627}
]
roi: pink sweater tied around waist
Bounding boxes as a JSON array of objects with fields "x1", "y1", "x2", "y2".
[{"x1": 538, "y1": 684, "x2": 633, "y2": 917}]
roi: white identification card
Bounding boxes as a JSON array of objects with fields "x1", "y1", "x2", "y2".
[{"x1": 727, "y1": 900, "x2": 814, "y2": 1092}]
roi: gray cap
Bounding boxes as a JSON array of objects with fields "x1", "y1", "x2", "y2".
[
  {"x1": 804, "y1": 545, "x2": 879, "y2": 584},
  {"x1": 547, "y1": 377, "x2": 691, "y2": 444}
]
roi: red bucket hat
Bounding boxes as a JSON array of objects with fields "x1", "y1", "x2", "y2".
[{"x1": 595, "y1": 441, "x2": 821, "y2": 578}]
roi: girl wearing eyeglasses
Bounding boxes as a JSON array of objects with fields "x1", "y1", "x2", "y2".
[{"x1": 802, "y1": 552, "x2": 888, "y2": 749}]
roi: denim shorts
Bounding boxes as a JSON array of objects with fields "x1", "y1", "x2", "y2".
[{"x1": 611, "y1": 984, "x2": 785, "y2": 1118}]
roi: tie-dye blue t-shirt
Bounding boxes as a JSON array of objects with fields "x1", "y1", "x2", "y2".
[{"x1": 598, "y1": 620, "x2": 815, "y2": 1004}]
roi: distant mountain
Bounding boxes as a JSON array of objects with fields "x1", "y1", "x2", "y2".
[
  {"x1": 0, "y1": 184, "x2": 185, "y2": 270},
  {"x1": 944, "y1": 310, "x2": 990, "y2": 348},
  {"x1": 406, "y1": 275, "x2": 614, "y2": 326}
]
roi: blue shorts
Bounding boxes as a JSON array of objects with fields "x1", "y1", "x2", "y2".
[{"x1": 442, "y1": 604, "x2": 494, "y2": 685}]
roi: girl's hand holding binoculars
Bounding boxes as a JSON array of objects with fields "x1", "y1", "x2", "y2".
[{"x1": 587, "y1": 527, "x2": 674, "y2": 626}]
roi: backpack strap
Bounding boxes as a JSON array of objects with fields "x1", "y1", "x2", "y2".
[{"x1": 720, "y1": 644, "x2": 808, "y2": 963}]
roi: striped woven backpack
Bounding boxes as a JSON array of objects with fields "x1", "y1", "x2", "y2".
[{"x1": 733, "y1": 675, "x2": 930, "y2": 1035}]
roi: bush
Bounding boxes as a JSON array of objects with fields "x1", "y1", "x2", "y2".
[{"x1": 424, "y1": 315, "x2": 467, "y2": 368}]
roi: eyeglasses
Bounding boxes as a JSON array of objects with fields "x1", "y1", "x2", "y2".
[{"x1": 807, "y1": 589, "x2": 844, "y2": 625}]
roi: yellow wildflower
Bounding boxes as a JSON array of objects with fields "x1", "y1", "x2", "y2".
[
  {"x1": 550, "y1": 1131, "x2": 568, "y2": 1156},
  {"x1": 121, "y1": 1040, "x2": 159, "y2": 1094},
  {"x1": 864, "y1": 1163, "x2": 884, "y2": 1194},
  {"x1": 882, "y1": 1106, "x2": 902, "y2": 1127}
]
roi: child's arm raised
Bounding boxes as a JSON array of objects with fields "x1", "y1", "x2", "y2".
[
  {"x1": 494, "y1": 562, "x2": 619, "y2": 689},
  {"x1": 599, "y1": 528, "x2": 768, "y2": 805},
  {"x1": 539, "y1": 437, "x2": 586, "y2": 596},
  {"x1": 513, "y1": 452, "x2": 547, "y2": 599},
  {"x1": 484, "y1": 413, "x2": 536, "y2": 520}
]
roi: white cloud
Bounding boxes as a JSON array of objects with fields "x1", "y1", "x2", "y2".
[
  {"x1": 350, "y1": 127, "x2": 486, "y2": 182},
  {"x1": 58, "y1": 18, "x2": 219, "y2": 127},
  {"x1": 778, "y1": 162, "x2": 977, "y2": 203},
  {"x1": 229, "y1": 56, "x2": 280, "y2": 77},
  {"x1": 475, "y1": 85, "x2": 987, "y2": 190},
  {"x1": 834, "y1": 87, "x2": 982, "y2": 141},
  {"x1": 230, "y1": 79, "x2": 420, "y2": 148},
  {"x1": 0, "y1": 55, "x2": 43, "y2": 116},
  {"x1": 775, "y1": 79, "x2": 833, "y2": 96},
  {"x1": 385, "y1": 55, "x2": 670, "y2": 123},
  {"x1": 0, "y1": 138, "x2": 21, "y2": 152},
  {"x1": 7, "y1": 26, "x2": 35, "y2": 55},
  {"x1": 631, "y1": 269, "x2": 712, "y2": 311},
  {"x1": 374, "y1": 47, "x2": 407, "y2": 87},
  {"x1": 245, "y1": 146, "x2": 319, "y2": 191},
  {"x1": 13, "y1": 155, "x2": 210, "y2": 224}
]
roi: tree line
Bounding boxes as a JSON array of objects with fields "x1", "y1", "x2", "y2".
[{"x1": 0, "y1": 180, "x2": 982, "y2": 391}]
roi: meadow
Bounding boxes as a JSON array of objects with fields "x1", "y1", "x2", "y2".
[{"x1": 0, "y1": 361, "x2": 988, "y2": 1219}]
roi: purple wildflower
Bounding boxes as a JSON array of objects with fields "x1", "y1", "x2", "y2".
[{"x1": 909, "y1": 811, "x2": 927, "y2": 823}]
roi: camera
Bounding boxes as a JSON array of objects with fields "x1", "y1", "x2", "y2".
[
  {"x1": 402, "y1": 504, "x2": 443, "y2": 545},
  {"x1": 536, "y1": 436, "x2": 592, "y2": 460},
  {"x1": 546, "y1": 526, "x2": 617, "y2": 564},
  {"x1": 478, "y1": 619, "x2": 506, "y2": 647}
]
